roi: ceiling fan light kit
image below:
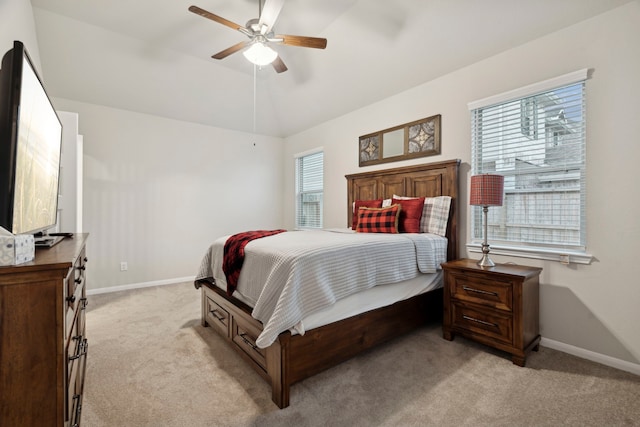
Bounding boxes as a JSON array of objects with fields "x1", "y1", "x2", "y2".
[
  {"x1": 189, "y1": 1, "x2": 327, "y2": 73},
  {"x1": 243, "y1": 40, "x2": 278, "y2": 66}
]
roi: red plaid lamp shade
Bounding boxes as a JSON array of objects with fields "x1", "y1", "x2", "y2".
[{"x1": 470, "y1": 174, "x2": 504, "y2": 206}]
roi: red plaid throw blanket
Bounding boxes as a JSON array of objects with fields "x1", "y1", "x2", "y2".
[{"x1": 222, "y1": 229, "x2": 286, "y2": 296}]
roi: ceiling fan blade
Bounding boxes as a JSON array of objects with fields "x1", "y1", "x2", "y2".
[
  {"x1": 212, "y1": 41, "x2": 249, "y2": 60},
  {"x1": 272, "y1": 56, "x2": 288, "y2": 73},
  {"x1": 258, "y1": 0, "x2": 285, "y2": 33},
  {"x1": 189, "y1": 5, "x2": 245, "y2": 32},
  {"x1": 274, "y1": 34, "x2": 327, "y2": 49}
]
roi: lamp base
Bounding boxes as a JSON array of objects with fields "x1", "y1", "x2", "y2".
[
  {"x1": 477, "y1": 242, "x2": 495, "y2": 267},
  {"x1": 477, "y1": 253, "x2": 496, "y2": 268}
]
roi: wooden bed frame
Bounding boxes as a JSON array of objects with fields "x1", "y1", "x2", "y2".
[{"x1": 195, "y1": 159, "x2": 460, "y2": 408}]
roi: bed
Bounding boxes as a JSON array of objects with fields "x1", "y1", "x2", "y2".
[{"x1": 194, "y1": 159, "x2": 460, "y2": 408}]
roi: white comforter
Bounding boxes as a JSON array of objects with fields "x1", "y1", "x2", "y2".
[{"x1": 195, "y1": 229, "x2": 447, "y2": 348}]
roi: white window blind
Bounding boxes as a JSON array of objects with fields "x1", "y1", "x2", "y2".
[
  {"x1": 295, "y1": 150, "x2": 323, "y2": 229},
  {"x1": 470, "y1": 76, "x2": 587, "y2": 255}
]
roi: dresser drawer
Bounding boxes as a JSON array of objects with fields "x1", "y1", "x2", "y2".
[
  {"x1": 65, "y1": 279, "x2": 85, "y2": 342},
  {"x1": 67, "y1": 335, "x2": 89, "y2": 419},
  {"x1": 448, "y1": 271, "x2": 513, "y2": 311},
  {"x1": 232, "y1": 317, "x2": 266, "y2": 371},
  {"x1": 66, "y1": 320, "x2": 87, "y2": 424},
  {"x1": 204, "y1": 297, "x2": 230, "y2": 337},
  {"x1": 451, "y1": 302, "x2": 513, "y2": 345},
  {"x1": 67, "y1": 250, "x2": 87, "y2": 303},
  {"x1": 66, "y1": 310, "x2": 80, "y2": 421},
  {"x1": 67, "y1": 311, "x2": 81, "y2": 374},
  {"x1": 67, "y1": 338, "x2": 87, "y2": 427},
  {"x1": 72, "y1": 334, "x2": 88, "y2": 427},
  {"x1": 67, "y1": 333, "x2": 87, "y2": 386},
  {"x1": 69, "y1": 390, "x2": 82, "y2": 427}
]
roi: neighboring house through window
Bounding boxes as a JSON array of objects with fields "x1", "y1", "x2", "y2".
[
  {"x1": 295, "y1": 149, "x2": 323, "y2": 229},
  {"x1": 468, "y1": 69, "x2": 592, "y2": 264}
]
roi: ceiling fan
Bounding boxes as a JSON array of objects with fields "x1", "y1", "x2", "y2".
[{"x1": 189, "y1": 0, "x2": 327, "y2": 73}]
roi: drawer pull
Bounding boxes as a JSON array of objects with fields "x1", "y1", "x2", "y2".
[
  {"x1": 75, "y1": 278, "x2": 82, "y2": 284},
  {"x1": 239, "y1": 333, "x2": 259, "y2": 351},
  {"x1": 209, "y1": 309, "x2": 226, "y2": 322},
  {"x1": 463, "y1": 315, "x2": 498, "y2": 328},
  {"x1": 80, "y1": 297, "x2": 88, "y2": 310},
  {"x1": 67, "y1": 295, "x2": 76, "y2": 303},
  {"x1": 78, "y1": 265, "x2": 86, "y2": 271},
  {"x1": 69, "y1": 339, "x2": 88, "y2": 361},
  {"x1": 462, "y1": 286, "x2": 498, "y2": 297}
]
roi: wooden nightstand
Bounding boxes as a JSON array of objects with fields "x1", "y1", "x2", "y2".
[{"x1": 442, "y1": 259, "x2": 542, "y2": 366}]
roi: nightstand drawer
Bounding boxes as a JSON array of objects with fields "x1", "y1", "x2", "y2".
[
  {"x1": 452, "y1": 302, "x2": 513, "y2": 345},
  {"x1": 449, "y1": 271, "x2": 513, "y2": 311}
]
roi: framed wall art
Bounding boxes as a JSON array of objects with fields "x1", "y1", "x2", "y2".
[{"x1": 359, "y1": 114, "x2": 441, "y2": 167}]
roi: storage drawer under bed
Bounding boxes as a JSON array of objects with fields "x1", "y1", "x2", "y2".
[
  {"x1": 232, "y1": 317, "x2": 267, "y2": 371},
  {"x1": 201, "y1": 284, "x2": 268, "y2": 374},
  {"x1": 204, "y1": 296, "x2": 230, "y2": 337}
]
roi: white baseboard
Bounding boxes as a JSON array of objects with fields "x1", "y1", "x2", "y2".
[
  {"x1": 86, "y1": 276, "x2": 195, "y2": 296},
  {"x1": 541, "y1": 337, "x2": 640, "y2": 376}
]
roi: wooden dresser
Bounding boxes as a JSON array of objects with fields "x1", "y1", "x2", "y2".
[
  {"x1": 0, "y1": 234, "x2": 89, "y2": 426},
  {"x1": 442, "y1": 258, "x2": 541, "y2": 366}
]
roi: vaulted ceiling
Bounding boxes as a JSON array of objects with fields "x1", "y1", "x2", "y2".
[{"x1": 30, "y1": 0, "x2": 632, "y2": 138}]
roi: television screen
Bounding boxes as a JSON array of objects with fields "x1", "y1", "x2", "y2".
[{"x1": 0, "y1": 41, "x2": 63, "y2": 236}]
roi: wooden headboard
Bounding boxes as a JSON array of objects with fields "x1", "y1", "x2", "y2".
[{"x1": 345, "y1": 159, "x2": 460, "y2": 261}]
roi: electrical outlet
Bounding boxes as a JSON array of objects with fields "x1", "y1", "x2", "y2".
[{"x1": 120, "y1": 261, "x2": 128, "y2": 271}]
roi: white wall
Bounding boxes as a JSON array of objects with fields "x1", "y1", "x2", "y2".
[
  {"x1": 50, "y1": 98, "x2": 285, "y2": 290},
  {"x1": 0, "y1": 0, "x2": 40, "y2": 71},
  {"x1": 284, "y1": 2, "x2": 640, "y2": 366}
]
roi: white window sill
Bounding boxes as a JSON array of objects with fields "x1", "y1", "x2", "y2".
[{"x1": 466, "y1": 243, "x2": 594, "y2": 265}]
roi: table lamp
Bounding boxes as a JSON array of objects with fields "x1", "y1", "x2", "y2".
[{"x1": 470, "y1": 174, "x2": 504, "y2": 267}]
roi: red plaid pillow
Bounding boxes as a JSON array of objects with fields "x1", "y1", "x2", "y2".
[
  {"x1": 355, "y1": 205, "x2": 401, "y2": 233},
  {"x1": 392, "y1": 197, "x2": 425, "y2": 233},
  {"x1": 352, "y1": 199, "x2": 383, "y2": 229}
]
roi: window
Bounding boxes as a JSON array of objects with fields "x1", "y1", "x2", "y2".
[
  {"x1": 468, "y1": 70, "x2": 592, "y2": 264},
  {"x1": 295, "y1": 150, "x2": 323, "y2": 229}
]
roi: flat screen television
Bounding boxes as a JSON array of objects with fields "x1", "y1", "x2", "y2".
[{"x1": 0, "y1": 41, "x2": 63, "y2": 246}]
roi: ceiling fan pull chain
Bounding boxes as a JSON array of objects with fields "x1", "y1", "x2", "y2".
[{"x1": 253, "y1": 64, "x2": 257, "y2": 138}]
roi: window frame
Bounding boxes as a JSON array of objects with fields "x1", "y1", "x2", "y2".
[{"x1": 467, "y1": 69, "x2": 593, "y2": 265}]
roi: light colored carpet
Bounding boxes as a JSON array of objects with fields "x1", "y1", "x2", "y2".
[{"x1": 83, "y1": 282, "x2": 640, "y2": 427}]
